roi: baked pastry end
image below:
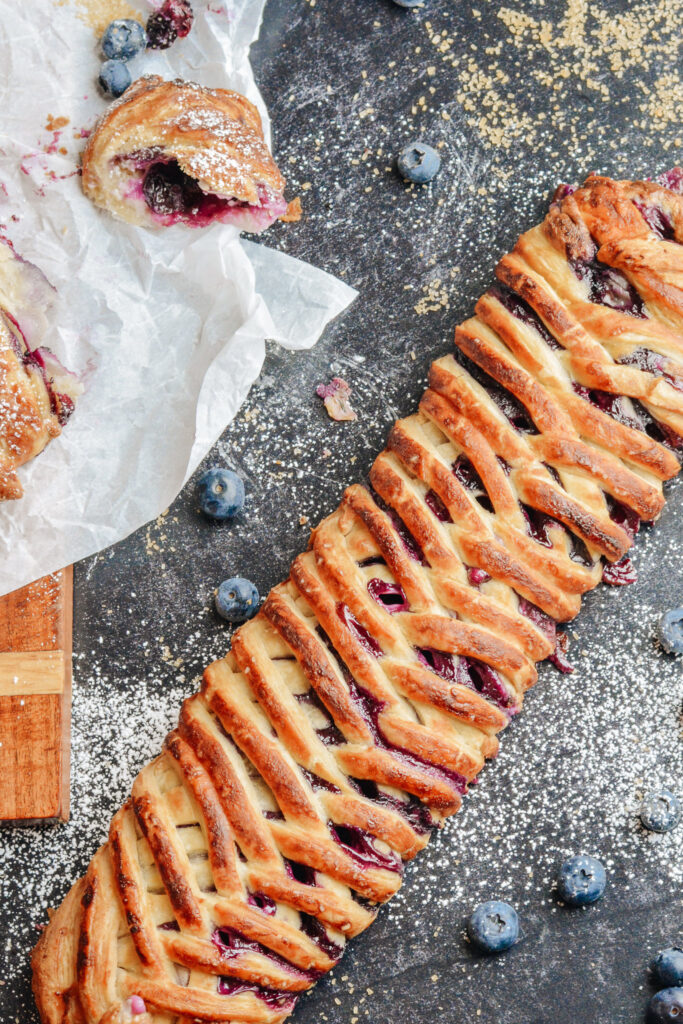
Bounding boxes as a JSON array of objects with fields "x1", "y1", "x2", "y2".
[{"x1": 81, "y1": 77, "x2": 287, "y2": 232}]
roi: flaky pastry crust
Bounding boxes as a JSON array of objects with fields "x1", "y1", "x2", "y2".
[
  {"x1": 33, "y1": 171, "x2": 683, "y2": 1023},
  {"x1": 81, "y1": 77, "x2": 286, "y2": 231},
  {"x1": 0, "y1": 242, "x2": 80, "y2": 501}
]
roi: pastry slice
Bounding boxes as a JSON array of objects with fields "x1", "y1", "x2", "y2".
[
  {"x1": 0, "y1": 242, "x2": 81, "y2": 501},
  {"x1": 32, "y1": 171, "x2": 683, "y2": 1024},
  {"x1": 82, "y1": 76, "x2": 287, "y2": 231}
]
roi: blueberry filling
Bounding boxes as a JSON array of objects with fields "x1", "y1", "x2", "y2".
[
  {"x1": 158, "y1": 919, "x2": 180, "y2": 930},
  {"x1": 212, "y1": 927, "x2": 314, "y2": 988},
  {"x1": 606, "y1": 495, "x2": 641, "y2": 540},
  {"x1": 633, "y1": 200, "x2": 676, "y2": 240},
  {"x1": 571, "y1": 255, "x2": 646, "y2": 317},
  {"x1": 217, "y1": 976, "x2": 298, "y2": 1010},
  {"x1": 366, "y1": 578, "x2": 410, "y2": 613},
  {"x1": 424, "y1": 488, "x2": 453, "y2": 522},
  {"x1": 369, "y1": 489, "x2": 428, "y2": 564},
  {"x1": 300, "y1": 767, "x2": 341, "y2": 793},
  {"x1": 247, "y1": 892, "x2": 277, "y2": 915},
  {"x1": 517, "y1": 598, "x2": 575, "y2": 673},
  {"x1": 294, "y1": 690, "x2": 346, "y2": 747},
  {"x1": 489, "y1": 281, "x2": 562, "y2": 350},
  {"x1": 330, "y1": 824, "x2": 403, "y2": 874},
  {"x1": 520, "y1": 503, "x2": 555, "y2": 547},
  {"x1": 571, "y1": 381, "x2": 646, "y2": 432},
  {"x1": 142, "y1": 160, "x2": 206, "y2": 216},
  {"x1": 298, "y1": 913, "x2": 344, "y2": 962},
  {"x1": 284, "y1": 859, "x2": 318, "y2": 886},
  {"x1": 617, "y1": 347, "x2": 683, "y2": 393},
  {"x1": 467, "y1": 566, "x2": 491, "y2": 587},
  {"x1": 602, "y1": 554, "x2": 637, "y2": 586},
  {"x1": 655, "y1": 167, "x2": 683, "y2": 194},
  {"x1": 351, "y1": 778, "x2": 435, "y2": 835},
  {"x1": 455, "y1": 351, "x2": 539, "y2": 434},
  {"x1": 416, "y1": 647, "x2": 513, "y2": 710},
  {"x1": 451, "y1": 455, "x2": 494, "y2": 511},
  {"x1": 336, "y1": 603, "x2": 383, "y2": 657}
]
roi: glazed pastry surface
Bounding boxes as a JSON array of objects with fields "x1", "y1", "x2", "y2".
[
  {"x1": 32, "y1": 172, "x2": 683, "y2": 1024},
  {"x1": 0, "y1": 243, "x2": 80, "y2": 502},
  {"x1": 82, "y1": 76, "x2": 287, "y2": 232}
]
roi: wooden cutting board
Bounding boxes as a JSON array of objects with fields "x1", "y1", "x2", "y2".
[{"x1": 0, "y1": 568, "x2": 73, "y2": 824}]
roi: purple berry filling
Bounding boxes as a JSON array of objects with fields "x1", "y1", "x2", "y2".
[
  {"x1": 489, "y1": 281, "x2": 562, "y2": 350},
  {"x1": 366, "y1": 578, "x2": 410, "y2": 613},
  {"x1": 351, "y1": 778, "x2": 435, "y2": 835},
  {"x1": 467, "y1": 566, "x2": 491, "y2": 587},
  {"x1": 451, "y1": 455, "x2": 494, "y2": 512},
  {"x1": 284, "y1": 859, "x2": 318, "y2": 886},
  {"x1": 571, "y1": 255, "x2": 646, "y2": 318},
  {"x1": 330, "y1": 823, "x2": 403, "y2": 874},
  {"x1": 633, "y1": 200, "x2": 676, "y2": 240},
  {"x1": 416, "y1": 647, "x2": 513, "y2": 711},
  {"x1": 212, "y1": 927, "x2": 314, "y2": 988},
  {"x1": 298, "y1": 913, "x2": 344, "y2": 962},
  {"x1": 572, "y1": 381, "x2": 648, "y2": 432},
  {"x1": 300, "y1": 767, "x2": 341, "y2": 793},
  {"x1": 656, "y1": 167, "x2": 683, "y2": 194},
  {"x1": 517, "y1": 598, "x2": 575, "y2": 673},
  {"x1": 369, "y1": 490, "x2": 428, "y2": 564},
  {"x1": 247, "y1": 892, "x2": 277, "y2": 915},
  {"x1": 602, "y1": 554, "x2": 637, "y2": 586},
  {"x1": 294, "y1": 691, "x2": 346, "y2": 747},
  {"x1": 455, "y1": 352, "x2": 539, "y2": 435},
  {"x1": 217, "y1": 976, "x2": 298, "y2": 1011},
  {"x1": 424, "y1": 488, "x2": 453, "y2": 522},
  {"x1": 617, "y1": 347, "x2": 683, "y2": 393},
  {"x1": 336, "y1": 603, "x2": 383, "y2": 657}
]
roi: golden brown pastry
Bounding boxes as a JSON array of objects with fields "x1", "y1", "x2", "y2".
[
  {"x1": 32, "y1": 171, "x2": 683, "y2": 1024},
  {"x1": 82, "y1": 76, "x2": 287, "y2": 232},
  {"x1": 0, "y1": 242, "x2": 81, "y2": 502}
]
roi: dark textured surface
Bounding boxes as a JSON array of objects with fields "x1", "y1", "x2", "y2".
[{"x1": 2, "y1": 2, "x2": 683, "y2": 1023}]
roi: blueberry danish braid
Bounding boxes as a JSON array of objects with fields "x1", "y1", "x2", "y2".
[
  {"x1": 0, "y1": 242, "x2": 81, "y2": 502},
  {"x1": 32, "y1": 171, "x2": 683, "y2": 1024},
  {"x1": 82, "y1": 77, "x2": 287, "y2": 232}
]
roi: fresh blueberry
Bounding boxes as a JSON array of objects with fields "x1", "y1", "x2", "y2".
[
  {"x1": 556, "y1": 855, "x2": 606, "y2": 906},
  {"x1": 652, "y1": 949, "x2": 683, "y2": 988},
  {"x1": 101, "y1": 19, "x2": 147, "y2": 60},
  {"x1": 215, "y1": 577, "x2": 259, "y2": 624},
  {"x1": 646, "y1": 988, "x2": 683, "y2": 1023},
  {"x1": 467, "y1": 900, "x2": 519, "y2": 953},
  {"x1": 197, "y1": 468, "x2": 245, "y2": 521},
  {"x1": 397, "y1": 142, "x2": 441, "y2": 184},
  {"x1": 640, "y1": 790, "x2": 681, "y2": 833},
  {"x1": 98, "y1": 59, "x2": 132, "y2": 98},
  {"x1": 658, "y1": 608, "x2": 683, "y2": 654},
  {"x1": 392, "y1": 0, "x2": 424, "y2": 6}
]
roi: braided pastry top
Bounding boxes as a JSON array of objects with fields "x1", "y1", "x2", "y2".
[{"x1": 32, "y1": 171, "x2": 683, "y2": 1024}]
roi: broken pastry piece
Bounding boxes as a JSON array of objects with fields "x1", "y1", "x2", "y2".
[
  {"x1": 81, "y1": 76, "x2": 287, "y2": 232},
  {"x1": 0, "y1": 242, "x2": 81, "y2": 502}
]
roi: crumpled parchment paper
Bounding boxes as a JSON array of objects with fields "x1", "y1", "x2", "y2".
[{"x1": 0, "y1": 0, "x2": 356, "y2": 597}]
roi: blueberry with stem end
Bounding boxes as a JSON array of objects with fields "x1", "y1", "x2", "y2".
[
  {"x1": 646, "y1": 988, "x2": 683, "y2": 1023},
  {"x1": 658, "y1": 608, "x2": 683, "y2": 654},
  {"x1": 651, "y1": 949, "x2": 683, "y2": 989},
  {"x1": 101, "y1": 19, "x2": 147, "y2": 60},
  {"x1": 397, "y1": 142, "x2": 441, "y2": 184},
  {"x1": 467, "y1": 900, "x2": 519, "y2": 953},
  {"x1": 640, "y1": 790, "x2": 681, "y2": 833},
  {"x1": 197, "y1": 468, "x2": 245, "y2": 521},
  {"x1": 215, "y1": 577, "x2": 259, "y2": 624},
  {"x1": 556, "y1": 855, "x2": 606, "y2": 906},
  {"x1": 98, "y1": 60, "x2": 131, "y2": 98}
]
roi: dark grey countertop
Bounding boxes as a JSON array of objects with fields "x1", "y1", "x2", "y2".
[{"x1": 1, "y1": 1, "x2": 682, "y2": 1022}]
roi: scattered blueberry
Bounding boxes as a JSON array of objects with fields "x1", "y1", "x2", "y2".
[
  {"x1": 658, "y1": 608, "x2": 683, "y2": 654},
  {"x1": 556, "y1": 855, "x2": 606, "y2": 906},
  {"x1": 646, "y1": 988, "x2": 683, "y2": 1023},
  {"x1": 197, "y1": 467, "x2": 245, "y2": 521},
  {"x1": 652, "y1": 949, "x2": 683, "y2": 989},
  {"x1": 640, "y1": 790, "x2": 681, "y2": 833},
  {"x1": 392, "y1": 0, "x2": 424, "y2": 6},
  {"x1": 467, "y1": 900, "x2": 519, "y2": 953},
  {"x1": 147, "y1": 0, "x2": 193, "y2": 49},
  {"x1": 215, "y1": 577, "x2": 259, "y2": 624},
  {"x1": 98, "y1": 59, "x2": 132, "y2": 98},
  {"x1": 397, "y1": 142, "x2": 441, "y2": 184},
  {"x1": 101, "y1": 19, "x2": 147, "y2": 60}
]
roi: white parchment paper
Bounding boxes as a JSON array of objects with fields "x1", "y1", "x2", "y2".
[{"x1": 0, "y1": 0, "x2": 356, "y2": 597}]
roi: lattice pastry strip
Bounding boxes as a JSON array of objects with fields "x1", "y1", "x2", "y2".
[{"x1": 33, "y1": 172, "x2": 683, "y2": 1024}]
